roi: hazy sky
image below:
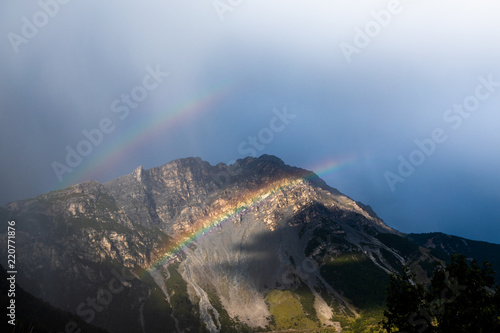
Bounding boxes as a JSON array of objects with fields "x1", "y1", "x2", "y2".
[{"x1": 1, "y1": 1, "x2": 499, "y2": 243}]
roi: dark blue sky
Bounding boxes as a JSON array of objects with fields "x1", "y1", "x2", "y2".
[{"x1": 1, "y1": 1, "x2": 499, "y2": 243}]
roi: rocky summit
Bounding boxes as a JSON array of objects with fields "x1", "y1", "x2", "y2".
[{"x1": 1, "y1": 155, "x2": 499, "y2": 333}]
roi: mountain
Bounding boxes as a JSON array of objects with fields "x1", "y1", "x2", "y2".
[
  {"x1": 0, "y1": 155, "x2": 498, "y2": 333},
  {"x1": 406, "y1": 232, "x2": 500, "y2": 284}
]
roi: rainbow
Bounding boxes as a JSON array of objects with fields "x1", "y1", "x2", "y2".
[
  {"x1": 50, "y1": 81, "x2": 357, "y2": 275},
  {"x1": 56, "y1": 81, "x2": 237, "y2": 190},
  {"x1": 306, "y1": 156, "x2": 356, "y2": 180},
  {"x1": 143, "y1": 156, "x2": 356, "y2": 275},
  {"x1": 144, "y1": 178, "x2": 300, "y2": 274}
]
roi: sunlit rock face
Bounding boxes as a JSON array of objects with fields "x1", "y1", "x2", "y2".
[{"x1": 1, "y1": 155, "x2": 421, "y2": 333}]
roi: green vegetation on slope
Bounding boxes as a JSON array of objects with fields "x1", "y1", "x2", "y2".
[
  {"x1": 138, "y1": 269, "x2": 177, "y2": 332},
  {"x1": 204, "y1": 287, "x2": 253, "y2": 333},
  {"x1": 165, "y1": 263, "x2": 208, "y2": 332},
  {"x1": 294, "y1": 281, "x2": 319, "y2": 323},
  {"x1": 320, "y1": 252, "x2": 389, "y2": 310},
  {"x1": 375, "y1": 233, "x2": 419, "y2": 259},
  {"x1": 265, "y1": 289, "x2": 319, "y2": 331},
  {"x1": 347, "y1": 308, "x2": 386, "y2": 333}
]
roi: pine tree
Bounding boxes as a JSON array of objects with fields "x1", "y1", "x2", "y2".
[{"x1": 381, "y1": 254, "x2": 500, "y2": 332}]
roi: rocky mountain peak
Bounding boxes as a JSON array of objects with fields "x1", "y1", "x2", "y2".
[
  {"x1": 133, "y1": 165, "x2": 145, "y2": 181},
  {"x1": 0, "y1": 155, "x2": 409, "y2": 333}
]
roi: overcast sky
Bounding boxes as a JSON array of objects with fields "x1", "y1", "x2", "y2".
[{"x1": 1, "y1": 0, "x2": 499, "y2": 243}]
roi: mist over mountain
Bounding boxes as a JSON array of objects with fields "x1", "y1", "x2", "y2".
[{"x1": 1, "y1": 155, "x2": 499, "y2": 332}]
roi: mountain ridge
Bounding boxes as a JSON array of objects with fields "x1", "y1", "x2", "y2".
[{"x1": 1, "y1": 155, "x2": 498, "y2": 332}]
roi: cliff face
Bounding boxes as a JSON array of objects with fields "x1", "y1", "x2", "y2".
[{"x1": 0, "y1": 155, "x2": 433, "y2": 332}]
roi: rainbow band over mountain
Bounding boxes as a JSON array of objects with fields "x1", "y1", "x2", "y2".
[
  {"x1": 143, "y1": 156, "x2": 355, "y2": 275},
  {"x1": 49, "y1": 77, "x2": 357, "y2": 275}
]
